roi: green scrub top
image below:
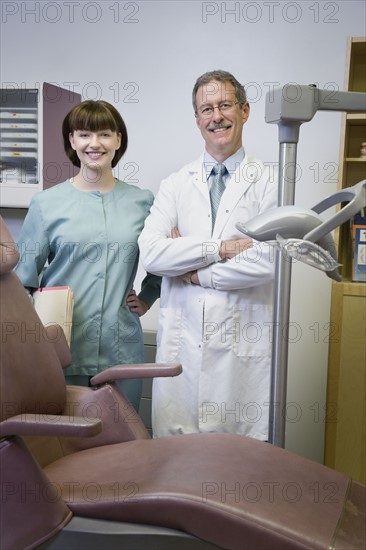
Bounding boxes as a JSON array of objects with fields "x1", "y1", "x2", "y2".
[{"x1": 15, "y1": 179, "x2": 160, "y2": 377}]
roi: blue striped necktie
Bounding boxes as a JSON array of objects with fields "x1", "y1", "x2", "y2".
[{"x1": 210, "y1": 163, "x2": 227, "y2": 232}]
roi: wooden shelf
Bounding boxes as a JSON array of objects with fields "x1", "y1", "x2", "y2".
[
  {"x1": 324, "y1": 37, "x2": 366, "y2": 484},
  {"x1": 346, "y1": 113, "x2": 366, "y2": 124}
]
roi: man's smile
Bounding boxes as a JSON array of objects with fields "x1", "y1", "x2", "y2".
[{"x1": 208, "y1": 124, "x2": 232, "y2": 133}]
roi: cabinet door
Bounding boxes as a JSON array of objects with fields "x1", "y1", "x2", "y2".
[
  {"x1": 42, "y1": 82, "x2": 80, "y2": 191},
  {"x1": 325, "y1": 283, "x2": 366, "y2": 483}
]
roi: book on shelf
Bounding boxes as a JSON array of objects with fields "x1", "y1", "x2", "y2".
[
  {"x1": 33, "y1": 286, "x2": 74, "y2": 346},
  {"x1": 352, "y1": 214, "x2": 366, "y2": 282}
]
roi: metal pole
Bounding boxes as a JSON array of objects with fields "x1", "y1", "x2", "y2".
[{"x1": 268, "y1": 143, "x2": 297, "y2": 447}]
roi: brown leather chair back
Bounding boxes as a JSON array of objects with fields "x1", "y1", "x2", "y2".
[
  {"x1": 0, "y1": 217, "x2": 67, "y2": 425},
  {"x1": 0, "y1": 216, "x2": 72, "y2": 549}
]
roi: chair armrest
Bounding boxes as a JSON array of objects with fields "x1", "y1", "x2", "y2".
[
  {"x1": 90, "y1": 362, "x2": 182, "y2": 386},
  {"x1": 0, "y1": 414, "x2": 101, "y2": 438}
]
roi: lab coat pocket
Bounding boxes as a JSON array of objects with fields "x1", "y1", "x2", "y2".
[
  {"x1": 231, "y1": 304, "x2": 272, "y2": 358},
  {"x1": 156, "y1": 307, "x2": 182, "y2": 362}
]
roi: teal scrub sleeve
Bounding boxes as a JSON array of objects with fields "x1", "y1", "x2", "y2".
[
  {"x1": 138, "y1": 272, "x2": 161, "y2": 309},
  {"x1": 14, "y1": 197, "x2": 50, "y2": 290}
]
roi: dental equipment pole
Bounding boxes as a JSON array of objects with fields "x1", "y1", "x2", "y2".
[{"x1": 265, "y1": 85, "x2": 366, "y2": 447}]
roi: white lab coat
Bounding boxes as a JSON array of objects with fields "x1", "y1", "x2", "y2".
[{"x1": 138, "y1": 152, "x2": 278, "y2": 439}]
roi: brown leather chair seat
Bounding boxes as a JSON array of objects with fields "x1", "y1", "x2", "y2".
[{"x1": 43, "y1": 432, "x2": 353, "y2": 550}]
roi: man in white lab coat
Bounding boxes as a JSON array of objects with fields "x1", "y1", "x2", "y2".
[{"x1": 138, "y1": 70, "x2": 278, "y2": 440}]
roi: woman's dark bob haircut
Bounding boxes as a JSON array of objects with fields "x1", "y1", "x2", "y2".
[{"x1": 62, "y1": 100, "x2": 128, "y2": 168}]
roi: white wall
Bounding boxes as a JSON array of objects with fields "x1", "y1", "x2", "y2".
[{"x1": 1, "y1": 0, "x2": 365, "y2": 462}]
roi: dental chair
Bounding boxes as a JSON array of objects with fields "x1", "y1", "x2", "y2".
[{"x1": 0, "y1": 215, "x2": 365, "y2": 550}]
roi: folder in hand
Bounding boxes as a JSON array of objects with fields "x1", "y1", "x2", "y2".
[{"x1": 33, "y1": 286, "x2": 74, "y2": 347}]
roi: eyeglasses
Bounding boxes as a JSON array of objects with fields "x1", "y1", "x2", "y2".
[{"x1": 197, "y1": 101, "x2": 240, "y2": 118}]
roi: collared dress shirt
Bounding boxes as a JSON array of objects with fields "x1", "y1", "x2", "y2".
[{"x1": 204, "y1": 147, "x2": 245, "y2": 192}]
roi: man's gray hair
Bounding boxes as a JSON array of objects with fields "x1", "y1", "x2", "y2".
[{"x1": 192, "y1": 70, "x2": 247, "y2": 113}]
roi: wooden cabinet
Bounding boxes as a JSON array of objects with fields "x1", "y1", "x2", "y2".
[
  {"x1": 325, "y1": 283, "x2": 366, "y2": 482},
  {"x1": 0, "y1": 82, "x2": 80, "y2": 208},
  {"x1": 324, "y1": 37, "x2": 366, "y2": 483}
]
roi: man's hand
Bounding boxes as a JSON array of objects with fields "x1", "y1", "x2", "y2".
[
  {"x1": 219, "y1": 238, "x2": 253, "y2": 260},
  {"x1": 170, "y1": 227, "x2": 252, "y2": 280},
  {"x1": 126, "y1": 290, "x2": 149, "y2": 316},
  {"x1": 171, "y1": 227, "x2": 181, "y2": 239},
  {"x1": 178, "y1": 270, "x2": 199, "y2": 284}
]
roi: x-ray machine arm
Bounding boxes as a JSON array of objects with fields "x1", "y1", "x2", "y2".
[{"x1": 264, "y1": 84, "x2": 366, "y2": 447}]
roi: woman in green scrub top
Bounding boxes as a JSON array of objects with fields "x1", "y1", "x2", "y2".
[{"x1": 15, "y1": 100, "x2": 160, "y2": 411}]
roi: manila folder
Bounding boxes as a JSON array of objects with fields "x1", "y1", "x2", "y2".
[{"x1": 33, "y1": 286, "x2": 74, "y2": 347}]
